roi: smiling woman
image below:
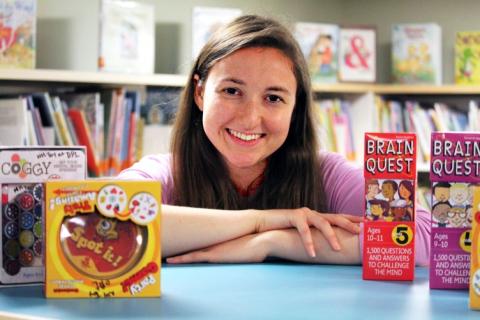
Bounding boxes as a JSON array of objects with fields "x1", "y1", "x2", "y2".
[{"x1": 119, "y1": 15, "x2": 431, "y2": 266}]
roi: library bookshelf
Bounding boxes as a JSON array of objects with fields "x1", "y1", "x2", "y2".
[{"x1": 3, "y1": 69, "x2": 480, "y2": 173}]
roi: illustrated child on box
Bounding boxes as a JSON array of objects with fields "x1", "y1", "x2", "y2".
[{"x1": 119, "y1": 15, "x2": 431, "y2": 265}]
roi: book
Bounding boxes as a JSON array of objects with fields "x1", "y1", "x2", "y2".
[
  {"x1": 338, "y1": 27, "x2": 376, "y2": 82},
  {"x1": 98, "y1": 0, "x2": 155, "y2": 74},
  {"x1": 392, "y1": 23, "x2": 442, "y2": 85},
  {"x1": 142, "y1": 87, "x2": 181, "y2": 125},
  {"x1": 429, "y1": 132, "x2": 476, "y2": 289},
  {"x1": 67, "y1": 109, "x2": 101, "y2": 177},
  {"x1": 363, "y1": 132, "x2": 417, "y2": 281},
  {"x1": 0, "y1": 98, "x2": 28, "y2": 146},
  {"x1": 0, "y1": 0, "x2": 36, "y2": 69},
  {"x1": 60, "y1": 92, "x2": 103, "y2": 163},
  {"x1": 471, "y1": 186, "x2": 480, "y2": 309},
  {"x1": 295, "y1": 22, "x2": 339, "y2": 84},
  {"x1": 191, "y1": 6, "x2": 242, "y2": 60},
  {"x1": 455, "y1": 31, "x2": 480, "y2": 84}
]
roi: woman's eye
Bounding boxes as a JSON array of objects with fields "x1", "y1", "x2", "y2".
[
  {"x1": 223, "y1": 87, "x2": 239, "y2": 95},
  {"x1": 266, "y1": 94, "x2": 284, "y2": 103}
]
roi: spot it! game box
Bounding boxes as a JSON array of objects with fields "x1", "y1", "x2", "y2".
[{"x1": 45, "y1": 180, "x2": 161, "y2": 298}]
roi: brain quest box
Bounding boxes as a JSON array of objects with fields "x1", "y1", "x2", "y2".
[
  {"x1": 45, "y1": 180, "x2": 161, "y2": 298},
  {"x1": 0, "y1": 147, "x2": 87, "y2": 286},
  {"x1": 363, "y1": 133, "x2": 417, "y2": 281},
  {"x1": 430, "y1": 132, "x2": 477, "y2": 289}
]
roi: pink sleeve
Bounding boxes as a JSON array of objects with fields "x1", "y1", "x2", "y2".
[
  {"x1": 320, "y1": 152, "x2": 431, "y2": 266},
  {"x1": 117, "y1": 154, "x2": 174, "y2": 204}
]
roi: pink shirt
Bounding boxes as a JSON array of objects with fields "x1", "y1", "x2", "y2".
[{"x1": 119, "y1": 152, "x2": 430, "y2": 266}]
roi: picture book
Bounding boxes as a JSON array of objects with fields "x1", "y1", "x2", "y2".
[
  {"x1": 392, "y1": 23, "x2": 442, "y2": 85},
  {"x1": 455, "y1": 31, "x2": 480, "y2": 84},
  {"x1": 471, "y1": 186, "x2": 480, "y2": 309},
  {"x1": 192, "y1": 6, "x2": 242, "y2": 60},
  {"x1": 0, "y1": 98, "x2": 29, "y2": 146},
  {"x1": 98, "y1": 0, "x2": 155, "y2": 74},
  {"x1": 45, "y1": 179, "x2": 161, "y2": 298},
  {"x1": 0, "y1": 147, "x2": 86, "y2": 286},
  {"x1": 0, "y1": 0, "x2": 36, "y2": 69},
  {"x1": 363, "y1": 132, "x2": 417, "y2": 281},
  {"x1": 338, "y1": 27, "x2": 376, "y2": 82},
  {"x1": 429, "y1": 132, "x2": 477, "y2": 289},
  {"x1": 295, "y1": 22, "x2": 339, "y2": 84}
]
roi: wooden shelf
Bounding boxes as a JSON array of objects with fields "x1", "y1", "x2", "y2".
[
  {"x1": 0, "y1": 69, "x2": 187, "y2": 87},
  {"x1": 313, "y1": 82, "x2": 480, "y2": 95},
  {"x1": 2, "y1": 69, "x2": 480, "y2": 94}
]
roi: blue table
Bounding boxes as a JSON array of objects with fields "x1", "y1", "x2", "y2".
[{"x1": 0, "y1": 264, "x2": 477, "y2": 319}]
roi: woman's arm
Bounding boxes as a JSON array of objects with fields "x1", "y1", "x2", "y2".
[
  {"x1": 162, "y1": 205, "x2": 362, "y2": 258},
  {"x1": 165, "y1": 226, "x2": 361, "y2": 264}
]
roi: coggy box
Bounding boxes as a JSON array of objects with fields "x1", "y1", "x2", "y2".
[
  {"x1": 0, "y1": 147, "x2": 86, "y2": 286},
  {"x1": 44, "y1": 180, "x2": 161, "y2": 298}
]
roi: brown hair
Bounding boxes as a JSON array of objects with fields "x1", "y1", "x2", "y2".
[{"x1": 171, "y1": 15, "x2": 324, "y2": 210}]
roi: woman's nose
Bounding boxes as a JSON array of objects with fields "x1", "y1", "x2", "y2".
[{"x1": 237, "y1": 98, "x2": 261, "y2": 128}]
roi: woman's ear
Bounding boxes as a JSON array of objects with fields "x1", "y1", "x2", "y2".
[{"x1": 193, "y1": 74, "x2": 204, "y2": 111}]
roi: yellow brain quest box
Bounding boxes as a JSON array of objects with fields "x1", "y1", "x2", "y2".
[{"x1": 45, "y1": 180, "x2": 161, "y2": 298}]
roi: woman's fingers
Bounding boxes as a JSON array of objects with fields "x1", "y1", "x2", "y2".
[
  {"x1": 322, "y1": 214, "x2": 362, "y2": 234},
  {"x1": 290, "y1": 215, "x2": 316, "y2": 257}
]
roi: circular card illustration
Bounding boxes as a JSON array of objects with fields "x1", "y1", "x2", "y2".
[
  {"x1": 96, "y1": 185, "x2": 128, "y2": 218},
  {"x1": 129, "y1": 192, "x2": 159, "y2": 225},
  {"x1": 61, "y1": 213, "x2": 147, "y2": 280}
]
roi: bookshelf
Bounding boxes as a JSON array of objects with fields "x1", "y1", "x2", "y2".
[
  {"x1": 3, "y1": 70, "x2": 480, "y2": 93},
  {"x1": 0, "y1": 69, "x2": 186, "y2": 87},
  {"x1": 3, "y1": 69, "x2": 480, "y2": 174}
]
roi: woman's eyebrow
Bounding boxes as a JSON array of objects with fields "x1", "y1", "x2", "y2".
[{"x1": 219, "y1": 77, "x2": 245, "y2": 85}]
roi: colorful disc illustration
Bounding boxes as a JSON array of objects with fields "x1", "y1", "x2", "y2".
[
  {"x1": 129, "y1": 192, "x2": 159, "y2": 225},
  {"x1": 96, "y1": 185, "x2": 128, "y2": 218}
]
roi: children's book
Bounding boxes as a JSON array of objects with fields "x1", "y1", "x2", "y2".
[
  {"x1": 0, "y1": 98, "x2": 28, "y2": 146},
  {"x1": 295, "y1": 22, "x2": 339, "y2": 84},
  {"x1": 338, "y1": 27, "x2": 376, "y2": 82},
  {"x1": 363, "y1": 132, "x2": 417, "y2": 281},
  {"x1": 455, "y1": 31, "x2": 480, "y2": 84},
  {"x1": 471, "y1": 186, "x2": 480, "y2": 309},
  {"x1": 392, "y1": 23, "x2": 442, "y2": 85},
  {"x1": 0, "y1": 0, "x2": 36, "y2": 69},
  {"x1": 430, "y1": 132, "x2": 477, "y2": 289},
  {"x1": 191, "y1": 6, "x2": 242, "y2": 60},
  {"x1": 98, "y1": 0, "x2": 155, "y2": 74}
]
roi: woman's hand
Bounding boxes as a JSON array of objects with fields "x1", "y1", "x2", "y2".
[
  {"x1": 255, "y1": 208, "x2": 362, "y2": 258},
  {"x1": 166, "y1": 226, "x2": 362, "y2": 265},
  {"x1": 166, "y1": 233, "x2": 269, "y2": 264}
]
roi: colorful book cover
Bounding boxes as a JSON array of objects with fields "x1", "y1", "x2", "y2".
[
  {"x1": 295, "y1": 22, "x2": 339, "y2": 84},
  {"x1": 0, "y1": 0, "x2": 36, "y2": 69},
  {"x1": 192, "y1": 6, "x2": 242, "y2": 60},
  {"x1": 98, "y1": 0, "x2": 155, "y2": 74},
  {"x1": 430, "y1": 132, "x2": 476, "y2": 289},
  {"x1": 471, "y1": 187, "x2": 480, "y2": 309},
  {"x1": 455, "y1": 31, "x2": 480, "y2": 84},
  {"x1": 363, "y1": 132, "x2": 417, "y2": 281},
  {"x1": 392, "y1": 23, "x2": 442, "y2": 85},
  {"x1": 338, "y1": 27, "x2": 376, "y2": 83},
  {"x1": 67, "y1": 109, "x2": 101, "y2": 177}
]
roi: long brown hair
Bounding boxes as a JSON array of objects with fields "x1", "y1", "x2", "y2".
[{"x1": 171, "y1": 15, "x2": 324, "y2": 211}]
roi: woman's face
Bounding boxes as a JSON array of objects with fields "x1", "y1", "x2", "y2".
[{"x1": 194, "y1": 47, "x2": 297, "y2": 176}]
